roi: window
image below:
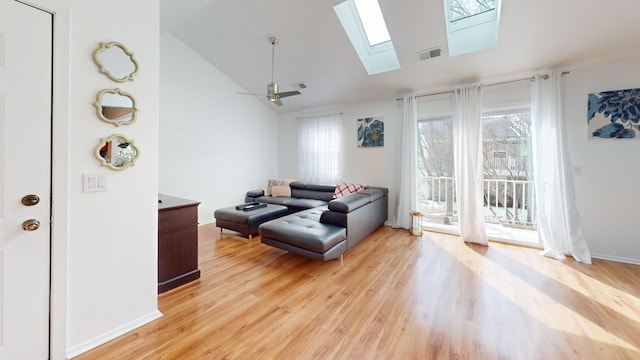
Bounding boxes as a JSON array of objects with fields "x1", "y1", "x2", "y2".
[
  {"x1": 443, "y1": 0, "x2": 502, "y2": 57},
  {"x1": 298, "y1": 114, "x2": 343, "y2": 184},
  {"x1": 416, "y1": 89, "x2": 537, "y2": 244},
  {"x1": 482, "y1": 111, "x2": 536, "y2": 230},
  {"x1": 448, "y1": 0, "x2": 497, "y2": 22},
  {"x1": 417, "y1": 117, "x2": 456, "y2": 224},
  {"x1": 353, "y1": 0, "x2": 391, "y2": 46},
  {"x1": 334, "y1": 0, "x2": 400, "y2": 75}
]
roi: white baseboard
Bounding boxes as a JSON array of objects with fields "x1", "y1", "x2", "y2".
[
  {"x1": 67, "y1": 310, "x2": 163, "y2": 359},
  {"x1": 591, "y1": 253, "x2": 640, "y2": 265}
]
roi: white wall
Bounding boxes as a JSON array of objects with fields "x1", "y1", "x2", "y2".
[
  {"x1": 565, "y1": 59, "x2": 640, "y2": 264},
  {"x1": 159, "y1": 33, "x2": 280, "y2": 224},
  {"x1": 49, "y1": 0, "x2": 162, "y2": 357},
  {"x1": 278, "y1": 65, "x2": 640, "y2": 264},
  {"x1": 25, "y1": 3, "x2": 632, "y2": 357},
  {"x1": 278, "y1": 100, "x2": 402, "y2": 222}
]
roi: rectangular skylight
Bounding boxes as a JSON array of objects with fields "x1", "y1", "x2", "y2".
[
  {"x1": 444, "y1": 0, "x2": 501, "y2": 57},
  {"x1": 353, "y1": 0, "x2": 391, "y2": 46},
  {"x1": 448, "y1": 0, "x2": 497, "y2": 23},
  {"x1": 334, "y1": 0, "x2": 400, "y2": 75}
]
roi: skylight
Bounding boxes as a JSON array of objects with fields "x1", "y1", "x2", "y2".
[
  {"x1": 443, "y1": 0, "x2": 502, "y2": 57},
  {"x1": 449, "y1": 0, "x2": 497, "y2": 23},
  {"x1": 334, "y1": 0, "x2": 400, "y2": 75},
  {"x1": 353, "y1": 0, "x2": 390, "y2": 46}
]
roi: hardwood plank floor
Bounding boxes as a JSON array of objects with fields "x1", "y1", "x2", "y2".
[{"x1": 74, "y1": 224, "x2": 640, "y2": 359}]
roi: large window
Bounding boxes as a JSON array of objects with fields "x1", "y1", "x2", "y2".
[
  {"x1": 417, "y1": 108, "x2": 536, "y2": 243},
  {"x1": 298, "y1": 114, "x2": 343, "y2": 184}
]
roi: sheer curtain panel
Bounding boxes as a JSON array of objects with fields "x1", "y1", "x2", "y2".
[
  {"x1": 297, "y1": 113, "x2": 343, "y2": 184},
  {"x1": 531, "y1": 71, "x2": 592, "y2": 264},
  {"x1": 453, "y1": 84, "x2": 488, "y2": 245},
  {"x1": 393, "y1": 93, "x2": 418, "y2": 229}
]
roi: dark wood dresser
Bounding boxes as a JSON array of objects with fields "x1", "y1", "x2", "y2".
[{"x1": 158, "y1": 194, "x2": 201, "y2": 293}]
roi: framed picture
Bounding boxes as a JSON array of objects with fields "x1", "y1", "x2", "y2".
[
  {"x1": 357, "y1": 117, "x2": 384, "y2": 147},
  {"x1": 588, "y1": 87, "x2": 640, "y2": 139}
]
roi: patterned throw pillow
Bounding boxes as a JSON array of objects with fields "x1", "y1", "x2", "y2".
[
  {"x1": 271, "y1": 185, "x2": 291, "y2": 197},
  {"x1": 333, "y1": 182, "x2": 366, "y2": 199},
  {"x1": 266, "y1": 179, "x2": 285, "y2": 196}
]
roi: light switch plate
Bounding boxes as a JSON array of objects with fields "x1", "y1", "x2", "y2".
[{"x1": 84, "y1": 173, "x2": 108, "y2": 192}]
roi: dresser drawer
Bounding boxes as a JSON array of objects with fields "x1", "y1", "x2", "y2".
[{"x1": 159, "y1": 205, "x2": 198, "y2": 232}]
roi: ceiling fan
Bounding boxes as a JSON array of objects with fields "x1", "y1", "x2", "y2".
[{"x1": 238, "y1": 36, "x2": 301, "y2": 106}]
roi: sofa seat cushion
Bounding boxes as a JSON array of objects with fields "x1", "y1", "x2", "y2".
[
  {"x1": 285, "y1": 198, "x2": 329, "y2": 212},
  {"x1": 254, "y1": 196, "x2": 294, "y2": 206},
  {"x1": 259, "y1": 208, "x2": 346, "y2": 253}
]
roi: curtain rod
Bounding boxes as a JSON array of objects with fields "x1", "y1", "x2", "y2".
[
  {"x1": 296, "y1": 112, "x2": 343, "y2": 120},
  {"x1": 396, "y1": 71, "x2": 571, "y2": 101}
]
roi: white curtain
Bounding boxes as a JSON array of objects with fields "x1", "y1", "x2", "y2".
[
  {"x1": 531, "y1": 71, "x2": 592, "y2": 264},
  {"x1": 453, "y1": 84, "x2": 488, "y2": 245},
  {"x1": 393, "y1": 93, "x2": 418, "y2": 229},
  {"x1": 297, "y1": 113, "x2": 343, "y2": 184}
]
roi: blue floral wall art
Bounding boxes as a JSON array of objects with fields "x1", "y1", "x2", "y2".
[
  {"x1": 357, "y1": 117, "x2": 384, "y2": 147},
  {"x1": 588, "y1": 88, "x2": 640, "y2": 139}
]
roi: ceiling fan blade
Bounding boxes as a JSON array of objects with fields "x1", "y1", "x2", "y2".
[
  {"x1": 275, "y1": 90, "x2": 301, "y2": 98},
  {"x1": 236, "y1": 92, "x2": 264, "y2": 97},
  {"x1": 273, "y1": 98, "x2": 283, "y2": 106}
]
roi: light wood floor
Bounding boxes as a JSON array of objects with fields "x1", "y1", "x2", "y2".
[{"x1": 74, "y1": 224, "x2": 640, "y2": 360}]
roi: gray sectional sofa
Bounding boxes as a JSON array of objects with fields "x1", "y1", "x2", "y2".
[{"x1": 245, "y1": 182, "x2": 388, "y2": 261}]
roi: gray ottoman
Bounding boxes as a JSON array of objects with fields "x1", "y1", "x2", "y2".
[{"x1": 214, "y1": 204, "x2": 288, "y2": 240}]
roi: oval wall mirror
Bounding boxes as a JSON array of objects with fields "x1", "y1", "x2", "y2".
[
  {"x1": 95, "y1": 134, "x2": 139, "y2": 170},
  {"x1": 94, "y1": 88, "x2": 138, "y2": 126},
  {"x1": 93, "y1": 42, "x2": 139, "y2": 82}
]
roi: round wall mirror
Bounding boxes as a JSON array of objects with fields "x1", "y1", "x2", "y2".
[
  {"x1": 95, "y1": 134, "x2": 139, "y2": 170},
  {"x1": 93, "y1": 42, "x2": 139, "y2": 82},
  {"x1": 94, "y1": 88, "x2": 138, "y2": 126}
]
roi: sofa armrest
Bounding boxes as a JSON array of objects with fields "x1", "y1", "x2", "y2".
[
  {"x1": 327, "y1": 193, "x2": 370, "y2": 213},
  {"x1": 246, "y1": 189, "x2": 265, "y2": 198}
]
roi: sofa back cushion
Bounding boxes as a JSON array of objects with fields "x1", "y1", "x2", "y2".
[{"x1": 290, "y1": 182, "x2": 336, "y2": 201}]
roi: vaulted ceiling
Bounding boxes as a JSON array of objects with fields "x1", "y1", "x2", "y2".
[{"x1": 161, "y1": 0, "x2": 640, "y2": 113}]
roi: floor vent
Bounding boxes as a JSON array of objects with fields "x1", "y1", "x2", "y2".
[{"x1": 416, "y1": 47, "x2": 443, "y2": 62}]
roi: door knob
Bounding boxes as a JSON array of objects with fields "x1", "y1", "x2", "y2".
[
  {"x1": 22, "y1": 219, "x2": 40, "y2": 231},
  {"x1": 22, "y1": 194, "x2": 40, "y2": 206}
]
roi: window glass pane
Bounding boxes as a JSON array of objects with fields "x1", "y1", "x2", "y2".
[
  {"x1": 448, "y1": 0, "x2": 497, "y2": 22},
  {"x1": 353, "y1": 0, "x2": 391, "y2": 46},
  {"x1": 417, "y1": 118, "x2": 457, "y2": 225},
  {"x1": 482, "y1": 111, "x2": 536, "y2": 229},
  {"x1": 298, "y1": 114, "x2": 343, "y2": 184}
]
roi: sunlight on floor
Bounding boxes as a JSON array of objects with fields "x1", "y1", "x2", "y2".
[{"x1": 433, "y1": 237, "x2": 640, "y2": 353}]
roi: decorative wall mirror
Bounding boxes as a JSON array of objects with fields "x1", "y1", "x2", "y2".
[
  {"x1": 95, "y1": 134, "x2": 139, "y2": 171},
  {"x1": 93, "y1": 42, "x2": 139, "y2": 82},
  {"x1": 94, "y1": 88, "x2": 138, "y2": 126}
]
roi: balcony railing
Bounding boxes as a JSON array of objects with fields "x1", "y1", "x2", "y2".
[{"x1": 418, "y1": 175, "x2": 536, "y2": 229}]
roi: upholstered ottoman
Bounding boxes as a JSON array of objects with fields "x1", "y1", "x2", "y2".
[
  {"x1": 214, "y1": 204, "x2": 288, "y2": 240},
  {"x1": 259, "y1": 207, "x2": 347, "y2": 261}
]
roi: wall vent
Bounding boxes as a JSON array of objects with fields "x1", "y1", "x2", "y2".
[{"x1": 416, "y1": 47, "x2": 443, "y2": 62}]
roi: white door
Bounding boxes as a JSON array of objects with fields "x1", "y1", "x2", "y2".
[{"x1": 0, "y1": 1, "x2": 52, "y2": 359}]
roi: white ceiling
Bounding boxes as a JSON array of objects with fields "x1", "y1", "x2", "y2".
[{"x1": 161, "y1": 0, "x2": 640, "y2": 113}]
